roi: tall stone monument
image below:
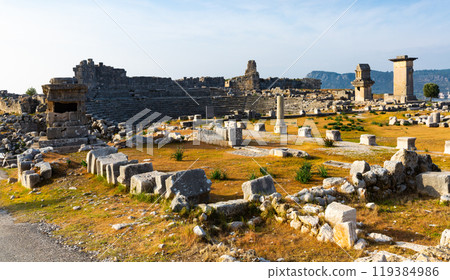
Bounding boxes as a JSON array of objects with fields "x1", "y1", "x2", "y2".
[
  {"x1": 38, "y1": 77, "x2": 97, "y2": 153},
  {"x1": 274, "y1": 95, "x2": 287, "y2": 134},
  {"x1": 389, "y1": 55, "x2": 418, "y2": 103},
  {"x1": 351, "y1": 64, "x2": 375, "y2": 102}
]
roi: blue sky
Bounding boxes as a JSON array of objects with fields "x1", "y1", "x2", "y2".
[{"x1": 1, "y1": 0, "x2": 450, "y2": 94}]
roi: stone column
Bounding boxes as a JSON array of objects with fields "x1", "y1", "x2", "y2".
[{"x1": 274, "y1": 95, "x2": 287, "y2": 134}]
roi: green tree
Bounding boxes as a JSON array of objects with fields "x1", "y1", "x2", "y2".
[
  {"x1": 25, "y1": 87, "x2": 37, "y2": 96},
  {"x1": 423, "y1": 83, "x2": 440, "y2": 102}
]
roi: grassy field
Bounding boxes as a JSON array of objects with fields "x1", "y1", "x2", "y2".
[{"x1": 0, "y1": 110, "x2": 449, "y2": 261}]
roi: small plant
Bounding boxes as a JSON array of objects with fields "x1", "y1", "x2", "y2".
[
  {"x1": 260, "y1": 167, "x2": 275, "y2": 178},
  {"x1": 81, "y1": 160, "x2": 87, "y2": 168},
  {"x1": 323, "y1": 138, "x2": 335, "y2": 147},
  {"x1": 248, "y1": 172, "x2": 257, "y2": 180},
  {"x1": 295, "y1": 162, "x2": 312, "y2": 183},
  {"x1": 317, "y1": 165, "x2": 328, "y2": 178},
  {"x1": 171, "y1": 146, "x2": 185, "y2": 161},
  {"x1": 210, "y1": 168, "x2": 228, "y2": 180}
]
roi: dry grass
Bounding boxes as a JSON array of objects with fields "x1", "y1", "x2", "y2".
[{"x1": 0, "y1": 110, "x2": 449, "y2": 261}]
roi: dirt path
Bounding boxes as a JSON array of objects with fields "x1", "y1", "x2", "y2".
[{"x1": 0, "y1": 209, "x2": 93, "y2": 261}]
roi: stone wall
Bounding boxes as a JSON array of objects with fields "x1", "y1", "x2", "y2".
[
  {"x1": 73, "y1": 59, "x2": 226, "y2": 99},
  {"x1": 0, "y1": 92, "x2": 45, "y2": 114}
]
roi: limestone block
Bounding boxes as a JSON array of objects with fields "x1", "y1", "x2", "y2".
[
  {"x1": 325, "y1": 202, "x2": 356, "y2": 227},
  {"x1": 86, "y1": 146, "x2": 118, "y2": 174},
  {"x1": 326, "y1": 130, "x2": 342, "y2": 141},
  {"x1": 384, "y1": 160, "x2": 404, "y2": 185},
  {"x1": 390, "y1": 149, "x2": 419, "y2": 175},
  {"x1": 117, "y1": 163, "x2": 154, "y2": 188},
  {"x1": 349, "y1": 160, "x2": 370, "y2": 177},
  {"x1": 323, "y1": 177, "x2": 346, "y2": 188},
  {"x1": 396, "y1": 137, "x2": 416, "y2": 150},
  {"x1": 299, "y1": 216, "x2": 319, "y2": 228},
  {"x1": 164, "y1": 169, "x2": 212, "y2": 202},
  {"x1": 153, "y1": 172, "x2": 175, "y2": 195},
  {"x1": 130, "y1": 171, "x2": 167, "y2": 194},
  {"x1": 360, "y1": 134, "x2": 376, "y2": 146},
  {"x1": 254, "y1": 123, "x2": 265, "y2": 132},
  {"x1": 206, "y1": 199, "x2": 249, "y2": 217},
  {"x1": 17, "y1": 160, "x2": 32, "y2": 182},
  {"x1": 96, "y1": 153, "x2": 128, "y2": 177},
  {"x1": 36, "y1": 161, "x2": 52, "y2": 180},
  {"x1": 444, "y1": 140, "x2": 450, "y2": 155},
  {"x1": 170, "y1": 193, "x2": 190, "y2": 212},
  {"x1": 298, "y1": 127, "x2": 312, "y2": 137},
  {"x1": 106, "y1": 160, "x2": 138, "y2": 185},
  {"x1": 21, "y1": 170, "x2": 40, "y2": 189},
  {"x1": 440, "y1": 229, "x2": 450, "y2": 247},
  {"x1": 416, "y1": 171, "x2": 450, "y2": 198},
  {"x1": 333, "y1": 222, "x2": 357, "y2": 249},
  {"x1": 317, "y1": 223, "x2": 334, "y2": 243},
  {"x1": 241, "y1": 175, "x2": 276, "y2": 201}
]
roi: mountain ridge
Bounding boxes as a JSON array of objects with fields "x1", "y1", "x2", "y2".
[{"x1": 306, "y1": 69, "x2": 450, "y2": 97}]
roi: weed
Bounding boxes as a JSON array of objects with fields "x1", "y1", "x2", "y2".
[
  {"x1": 317, "y1": 165, "x2": 328, "y2": 178},
  {"x1": 210, "y1": 168, "x2": 228, "y2": 180},
  {"x1": 295, "y1": 162, "x2": 312, "y2": 183},
  {"x1": 171, "y1": 146, "x2": 185, "y2": 161},
  {"x1": 80, "y1": 160, "x2": 87, "y2": 168},
  {"x1": 260, "y1": 167, "x2": 275, "y2": 178},
  {"x1": 249, "y1": 172, "x2": 257, "y2": 180},
  {"x1": 323, "y1": 138, "x2": 335, "y2": 147}
]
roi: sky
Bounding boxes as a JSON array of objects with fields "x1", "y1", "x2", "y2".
[{"x1": 1, "y1": 0, "x2": 450, "y2": 94}]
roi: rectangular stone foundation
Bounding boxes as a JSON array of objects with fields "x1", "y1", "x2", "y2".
[{"x1": 396, "y1": 137, "x2": 416, "y2": 150}]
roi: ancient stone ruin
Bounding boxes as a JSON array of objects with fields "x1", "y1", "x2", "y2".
[
  {"x1": 38, "y1": 77, "x2": 98, "y2": 153},
  {"x1": 389, "y1": 55, "x2": 418, "y2": 102},
  {"x1": 351, "y1": 64, "x2": 375, "y2": 102}
]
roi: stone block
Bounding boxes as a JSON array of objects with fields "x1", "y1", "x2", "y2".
[
  {"x1": 445, "y1": 141, "x2": 450, "y2": 155},
  {"x1": 360, "y1": 134, "x2": 376, "y2": 146},
  {"x1": 153, "y1": 172, "x2": 175, "y2": 195},
  {"x1": 86, "y1": 146, "x2": 118, "y2": 174},
  {"x1": 21, "y1": 170, "x2": 40, "y2": 189},
  {"x1": 326, "y1": 130, "x2": 342, "y2": 141},
  {"x1": 317, "y1": 223, "x2": 334, "y2": 243},
  {"x1": 416, "y1": 171, "x2": 450, "y2": 198},
  {"x1": 206, "y1": 199, "x2": 249, "y2": 217},
  {"x1": 323, "y1": 177, "x2": 346, "y2": 188},
  {"x1": 106, "y1": 160, "x2": 138, "y2": 185},
  {"x1": 164, "y1": 169, "x2": 212, "y2": 203},
  {"x1": 96, "y1": 152, "x2": 128, "y2": 177},
  {"x1": 242, "y1": 175, "x2": 276, "y2": 201},
  {"x1": 396, "y1": 137, "x2": 416, "y2": 150},
  {"x1": 17, "y1": 160, "x2": 32, "y2": 182},
  {"x1": 333, "y1": 221, "x2": 357, "y2": 249},
  {"x1": 36, "y1": 161, "x2": 52, "y2": 180},
  {"x1": 254, "y1": 123, "x2": 265, "y2": 132},
  {"x1": 440, "y1": 229, "x2": 450, "y2": 247},
  {"x1": 325, "y1": 202, "x2": 356, "y2": 227},
  {"x1": 130, "y1": 171, "x2": 167, "y2": 194},
  {"x1": 349, "y1": 161, "x2": 370, "y2": 177},
  {"x1": 117, "y1": 163, "x2": 154, "y2": 188},
  {"x1": 298, "y1": 126, "x2": 312, "y2": 137}
]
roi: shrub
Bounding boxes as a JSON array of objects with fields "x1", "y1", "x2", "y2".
[
  {"x1": 210, "y1": 168, "x2": 228, "y2": 180},
  {"x1": 317, "y1": 165, "x2": 328, "y2": 178},
  {"x1": 81, "y1": 160, "x2": 87, "y2": 168},
  {"x1": 295, "y1": 162, "x2": 312, "y2": 183},
  {"x1": 25, "y1": 87, "x2": 37, "y2": 96},
  {"x1": 323, "y1": 138, "x2": 335, "y2": 147},
  {"x1": 171, "y1": 146, "x2": 185, "y2": 161}
]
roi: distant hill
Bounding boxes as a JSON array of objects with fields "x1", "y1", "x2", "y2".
[{"x1": 306, "y1": 69, "x2": 450, "y2": 98}]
